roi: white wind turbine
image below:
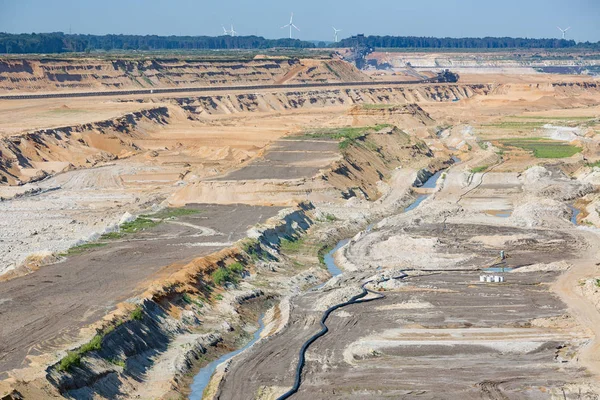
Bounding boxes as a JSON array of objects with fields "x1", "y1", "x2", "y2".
[
  {"x1": 557, "y1": 26, "x2": 571, "y2": 39},
  {"x1": 221, "y1": 24, "x2": 237, "y2": 37},
  {"x1": 332, "y1": 26, "x2": 342, "y2": 43},
  {"x1": 281, "y1": 13, "x2": 300, "y2": 39}
]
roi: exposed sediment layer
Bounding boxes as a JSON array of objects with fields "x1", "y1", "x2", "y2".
[
  {"x1": 171, "y1": 85, "x2": 491, "y2": 117},
  {"x1": 0, "y1": 58, "x2": 368, "y2": 93},
  {"x1": 0, "y1": 106, "x2": 169, "y2": 185}
]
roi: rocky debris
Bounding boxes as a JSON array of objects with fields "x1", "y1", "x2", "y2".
[
  {"x1": 511, "y1": 261, "x2": 571, "y2": 273},
  {"x1": 173, "y1": 333, "x2": 222, "y2": 379},
  {"x1": 313, "y1": 285, "x2": 364, "y2": 311},
  {"x1": 511, "y1": 199, "x2": 571, "y2": 228}
]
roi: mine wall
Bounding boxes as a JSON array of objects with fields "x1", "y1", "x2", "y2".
[
  {"x1": 173, "y1": 84, "x2": 492, "y2": 117},
  {"x1": 0, "y1": 58, "x2": 368, "y2": 93},
  {"x1": 0, "y1": 106, "x2": 169, "y2": 185}
]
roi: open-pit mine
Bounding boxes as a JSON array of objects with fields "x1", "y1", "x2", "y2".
[{"x1": 1, "y1": 52, "x2": 600, "y2": 400}]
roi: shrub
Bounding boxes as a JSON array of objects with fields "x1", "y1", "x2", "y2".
[
  {"x1": 212, "y1": 268, "x2": 233, "y2": 286},
  {"x1": 228, "y1": 262, "x2": 245, "y2": 274},
  {"x1": 130, "y1": 306, "x2": 144, "y2": 321},
  {"x1": 58, "y1": 351, "x2": 81, "y2": 372}
]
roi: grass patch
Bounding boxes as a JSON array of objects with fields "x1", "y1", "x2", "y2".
[
  {"x1": 211, "y1": 262, "x2": 246, "y2": 286},
  {"x1": 182, "y1": 293, "x2": 193, "y2": 304},
  {"x1": 99, "y1": 231, "x2": 124, "y2": 240},
  {"x1": 141, "y1": 75, "x2": 154, "y2": 86},
  {"x1": 58, "y1": 351, "x2": 82, "y2": 372},
  {"x1": 324, "y1": 213, "x2": 337, "y2": 222},
  {"x1": 100, "y1": 208, "x2": 201, "y2": 241},
  {"x1": 471, "y1": 165, "x2": 489, "y2": 173},
  {"x1": 60, "y1": 242, "x2": 107, "y2": 256},
  {"x1": 109, "y1": 358, "x2": 126, "y2": 368},
  {"x1": 512, "y1": 115, "x2": 596, "y2": 121},
  {"x1": 498, "y1": 138, "x2": 582, "y2": 158},
  {"x1": 361, "y1": 103, "x2": 399, "y2": 110},
  {"x1": 228, "y1": 262, "x2": 245, "y2": 274},
  {"x1": 483, "y1": 121, "x2": 546, "y2": 129},
  {"x1": 130, "y1": 305, "x2": 144, "y2": 321},
  {"x1": 240, "y1": 238, "x2": 264, "y2": 262},
  {"x1": 58, "y1": 331, "x2": 105, "y2": 372},
  {"x1": 120, "y1": 217, "x2": 160, "y2": 233},
  {"x1": 279, "y1": 237, "x2": 305, "y2": 253},
  {"x1": 215, "y1": 294, "x2": 223, "y2": 301},
  {"x1": 293, "y1": 124, "x2": 392, "y2": 150},
  {"x1": 317, "y1": 244, "x2": 334, "y2": 266},
  {"x1": 147, "y1": 208, "x2": 201, "y2": 219},
  {"x1": 595, "y1": 279, "x2": 600, "y2": 288},
  {"x1": 586, "y1": 161, "x2": 600, "y2": 168}
]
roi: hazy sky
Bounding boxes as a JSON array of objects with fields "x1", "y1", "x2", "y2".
[{"x1": 1, "y1": 0, "x2": 599, "y2": 42}]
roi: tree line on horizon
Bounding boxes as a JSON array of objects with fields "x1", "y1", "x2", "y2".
[
  {"x1": 338, "y1": 35, "x2": 599, "y2": 49},
  {"x1": 0, "y1": 32, "x2": 599, "y2": 54},
  {"x1": 0, "y1": 32, "x2": 316, "y2": 53}
]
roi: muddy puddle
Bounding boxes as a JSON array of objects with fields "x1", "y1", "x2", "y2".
[{"x1": 485, "y1": 209, "x2": 513, "y2": 218}]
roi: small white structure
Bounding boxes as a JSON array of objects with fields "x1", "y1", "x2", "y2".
[{"x1": 480, "y1": 274, "x2": 505, "y2": 284}]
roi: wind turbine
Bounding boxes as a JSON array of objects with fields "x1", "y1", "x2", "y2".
[
  {"x1": 332, "y1": 26, "x2": 342, "y2": 43},
  {"x1": 281, "y1": 13, "x2": 300, "y2": 39},
  {"x1": 221, "y1": 24, "x2": 237, "y2": 37},
  {"x1": 557, "y1": 26, "x2": 571, "y2": 39}
]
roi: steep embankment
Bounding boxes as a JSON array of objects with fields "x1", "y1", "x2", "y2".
[
  {"x1": 0, "y1": 58, "x2": 369, "y2": 93},
  {"x1": 0, "y1": 107, "x2": 169, "y2": 185},
  {"x1": 323, "y1": 125, "x2": 437, "y2": 200},
  {"x1": 172, "y1": 84, "x2": 492, "y2": 118}
]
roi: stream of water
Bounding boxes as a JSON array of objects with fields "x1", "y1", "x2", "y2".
[
  {"x1": 189, "y1": 315, "x2": 266, "y2": 399},
  {"x1": 568, "y1": 204, "x2": 580, "y2": 225}
]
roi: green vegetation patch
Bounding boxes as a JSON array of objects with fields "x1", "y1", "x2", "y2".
[
  {"x1": 279, "y1": 237, "x2": 305, "y2": 253},
  {"x1": 60, "y1": 242, "x2": 107, "y2": 256},
  {"x1": 293, "y1": 124, "x2": 392, "y2": 150},
  {"x1": 100, "y1": 208, "x2": 201, "y2": 240},
  {"x1": 483, "y1": 121, "x2": 546, "y2": 129},
  {"x1": 361, "y1": 104, "x2": 399, "y2": 110},
  {"x1": 57, "y1": 305, "x2": 146, "y2": 372},
  {"x1": 498, "y1": 138, "x2": 582, "y2": 158},
  {"x1": 211, "y1": 262, "x2": 246, "y2": 287},
  {"x1": 586, "y1": 161, "x2": 600, "y2": 168},
  {"x1": 58, "y1": 332, "x2": 104, "y2": 372},
  {"x1": 470, "y1": 165, "x2": 489, "y2": 173},
  {"x1": 148, "y1": 207, "x2": 201, "y2": 219},
  {"x1": 130, "y1": 305, "x2": 144, "y2": 321}
]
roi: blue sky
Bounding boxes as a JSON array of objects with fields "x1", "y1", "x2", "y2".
[{"x1": 1, "y1": 0, "x2": 599, "y2": 42}]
